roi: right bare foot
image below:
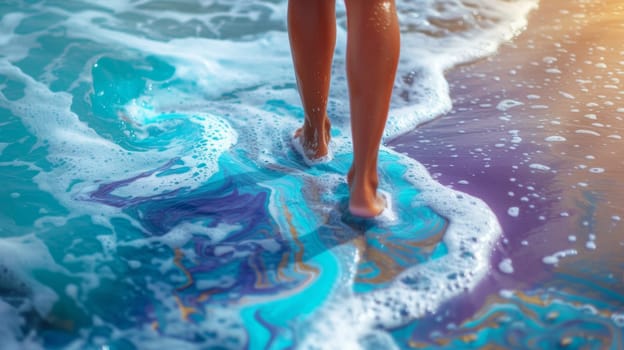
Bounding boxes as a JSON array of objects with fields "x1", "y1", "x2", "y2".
[
  {"x1": 293, "y1": 117, "x2": 331, "y2": 161},
  {"x1": 348, "y1": 186, "x2": 386, "y2": 217},
  {"x1": 347, "y1": 172, "x2": 386, "y2": 217}
]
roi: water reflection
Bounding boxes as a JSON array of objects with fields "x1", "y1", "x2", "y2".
[{"x1": 389, "y1": 0, "x2": 624, "y2": 335}]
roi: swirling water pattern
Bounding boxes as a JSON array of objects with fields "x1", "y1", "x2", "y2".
[{"x1": 0, "y1": 0, "x2": 540, "y2": 348}]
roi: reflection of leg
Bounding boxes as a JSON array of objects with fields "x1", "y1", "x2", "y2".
[
  {"x1": 345, "y1": 0, "x2": 400, "y2": 217},
  {"x1": 288, "y1": 0, "x2": 336, "y2": 160}
]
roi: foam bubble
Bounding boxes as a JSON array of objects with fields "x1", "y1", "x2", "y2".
[
  {"x1": 508, "y1": 207, "x2": 520, "y2": 217},
  {"x1": 123, "y1": 222, "x2": 241, "y2": 249},
  {"x1": 576, "y1": 129, "x2": 601, "y2": 136},
  {"x1": 497, "y1": 99, "x2": 524, "y2": 111},
  {"x1": 291, "y1": 133, "x2": 334, "y2": 166},
  {"x1": 0, "y1": 299, "x2": 42, "y2": 350},
  {"x1": 0, "y1": 235, "x2": 61, "y2": 317},
  {"x1": 498, "y1": 258, "x2": 514, "y2": 274},
  {"x1": 0, "y1": 0, "x2": 539, "y2": 347},
  {"x1": 0, "y1": 12, "x2": 30, "y2": 57},
  {"x1": 300, "y1": 152, "x2": 502, "y2": 348},
  {"x1": 545, "y1": 135, "x2": 567, "y2": 142},
  {"x1": 559, "y1": 91, "x2": 575, "y2": 99},
  {"x1": 542, "y1": 249, "x2": 578, "y2": 265},
  {"x1": 0, "y1": 60, "x2": 237, "y2": 209},
  {"x1": 530, "y1": 163, "x2": 551, "y2": 171}
]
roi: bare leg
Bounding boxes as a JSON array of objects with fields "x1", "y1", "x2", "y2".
[
  {"x1": 345, "y1": 0, "x2": 400, "y2": 217},
  {"x1": 288, "y1": 0, "x2": 336, "y2": 159}
]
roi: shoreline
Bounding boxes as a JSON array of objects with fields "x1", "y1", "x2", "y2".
[{"x1": 389, "y1": 0, "x2": 624, "y2": 331}]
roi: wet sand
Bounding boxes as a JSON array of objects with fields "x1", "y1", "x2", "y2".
[{"x1": 390, "y1": 0, "x2": 624, "y2": 330}]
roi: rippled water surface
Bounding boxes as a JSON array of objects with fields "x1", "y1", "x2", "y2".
[{"x1": 1, "y1": 0, "x2": 623, "y2": 349}]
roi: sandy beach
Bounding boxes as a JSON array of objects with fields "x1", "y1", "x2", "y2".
[
  {"x1": 1, "y1": 0, "x2": 622, "y2": 348},
  {"x1": 390, "y1": 0, "x2": 624, "y2": 342}
]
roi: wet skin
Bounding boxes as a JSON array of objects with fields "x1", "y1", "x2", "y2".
[{"x1": 288, "y1": 0, "x2": 400, "y2": 217}]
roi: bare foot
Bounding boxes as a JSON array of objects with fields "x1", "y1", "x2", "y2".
[
  {"x1": 348, "y1": 187, "x2": 386, "y2": 217},
  {"x1": 347, "y1": 176, "x2": 386, "y2": 217},
  {"x1": 293, "y1": 117, "x2": 331, "y2": 162}
]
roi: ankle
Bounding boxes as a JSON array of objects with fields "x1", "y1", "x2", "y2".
[
  {"x1": 349, "y1": 170, "x2": 379, "y2": 190},
  {"x1": 300, "y1": 117, "x2": 330, "y2": 148},
  {"x1": 294, "y1": 117, "x2": 332, "y2": 160},
  {"x1": 304, "y1": 115, "x2": 330, "y2": 134}
]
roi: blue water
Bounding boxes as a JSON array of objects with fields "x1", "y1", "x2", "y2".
[{"x1": 2, "y1": 0, "x2": 622, "y2": 349}]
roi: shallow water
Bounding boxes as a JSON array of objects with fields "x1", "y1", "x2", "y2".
[
  {"x1": 391, "y1": 0, "x2": 624, "y2": 347},
  {"x1": 1, "y1": 0, "x2": 622, "y2": 349}
]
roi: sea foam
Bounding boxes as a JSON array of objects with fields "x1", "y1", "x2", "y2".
[{"x1": 0, "y1": 0, "x2": 539, "y2": 348}]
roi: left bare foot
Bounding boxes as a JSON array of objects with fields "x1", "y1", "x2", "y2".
[{"x1": 292, "y1": 117, "x2": 331, "y2": 162}]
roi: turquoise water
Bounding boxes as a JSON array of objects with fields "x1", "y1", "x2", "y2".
[{"x1": 2, "y1": 0, "x2": 622, "y2": 349}]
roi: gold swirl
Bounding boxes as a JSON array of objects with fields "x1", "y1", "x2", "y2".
[
  {"x1": 355, "y1": 223, "x2": 446, "y2": 285},
  {"x1": 174, "y1": 295, "x2": 197, "y2": 320},
  {"x1": 277, "y1": 251, "x2": 294, "y2": 282},
  {"x1": 284, "y1": 205, "x2": 320, "y2": 276},
  {"x1": 173, "y1": 248, "x2": 194, "y2": 291},
  {"x1": 249, "y1": 254, "x2": 270, "y2": 289},
  {"x1": 409, "y1": 290, "x2": 621, "y2": 348}
]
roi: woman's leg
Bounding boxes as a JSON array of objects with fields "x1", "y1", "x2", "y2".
[
  {"x1": 288, "y1": 0, "x2": 336, "y2": 159},
  {"x1": 344, "y1": 0, "x2": 400, "y2": 217}
]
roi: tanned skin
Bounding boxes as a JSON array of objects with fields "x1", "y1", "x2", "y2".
[{"x1": 288, "y1": 0, "x2": 400, "y2": 217}]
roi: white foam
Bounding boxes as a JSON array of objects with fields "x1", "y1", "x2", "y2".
[
  {"x1": 576, "y1": 129, "x2": 601, "y2": 136},
  {"x1": 300, "y1": 152, "x2": 502, "y2": 348},
  {"x1": 68, "y1": 282, "x2": 250, "y2": 349},
  {"x1": 497, "y1": 99, "x2": 524, "y2": 111},
  {"x1": 0, "y1": 0, "x2": 538, "y2": 347},
  {"x1": 0, "y1": 235, "x2": 62, "y2": 317},
  {"x1": 589, "y1": 167, "x2": 605, "y2": 174},
  {"x1": 529, "y1": 163, "x2": 551, "y2": 171},
  {"x1": 545, "y1": 135, "x2": 567, "y2": 142},
  {"x1": 498, "y1": 258, "x2": 514, "y2": 274},
  {"x1": 0, "y1": 60, "x2": 237, "y2": 207},
  {"x1": 123, "y1": 222, "x2": 241, "y2": 249},
  {"x1": 500, "y1": 289, "x2": 515, "y2": 299},
  {"x1": 559, "y1": 91, "x2": 575, "y2": 99},
  {"x1": 0, "y1": 299, "x2": 42, "y2": 350},
  {"x1": 0, "y1": 12, "x2": 30, "y2": 57},
  {"x1": 291, "y1": 133, "x2": 334, "y2": 166},
  {"x1": 508, "y1": 207, "x2": 520, "y2": 217},
  {"x1": 542, "y1": 249, "x2": 578, "y2": 265},
  {"x1": 375, "y1": 189, "x2": 398, "y2": 223},
  {"x1": 383, "y1": 0, "x2": 538, "y2": 138}
]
